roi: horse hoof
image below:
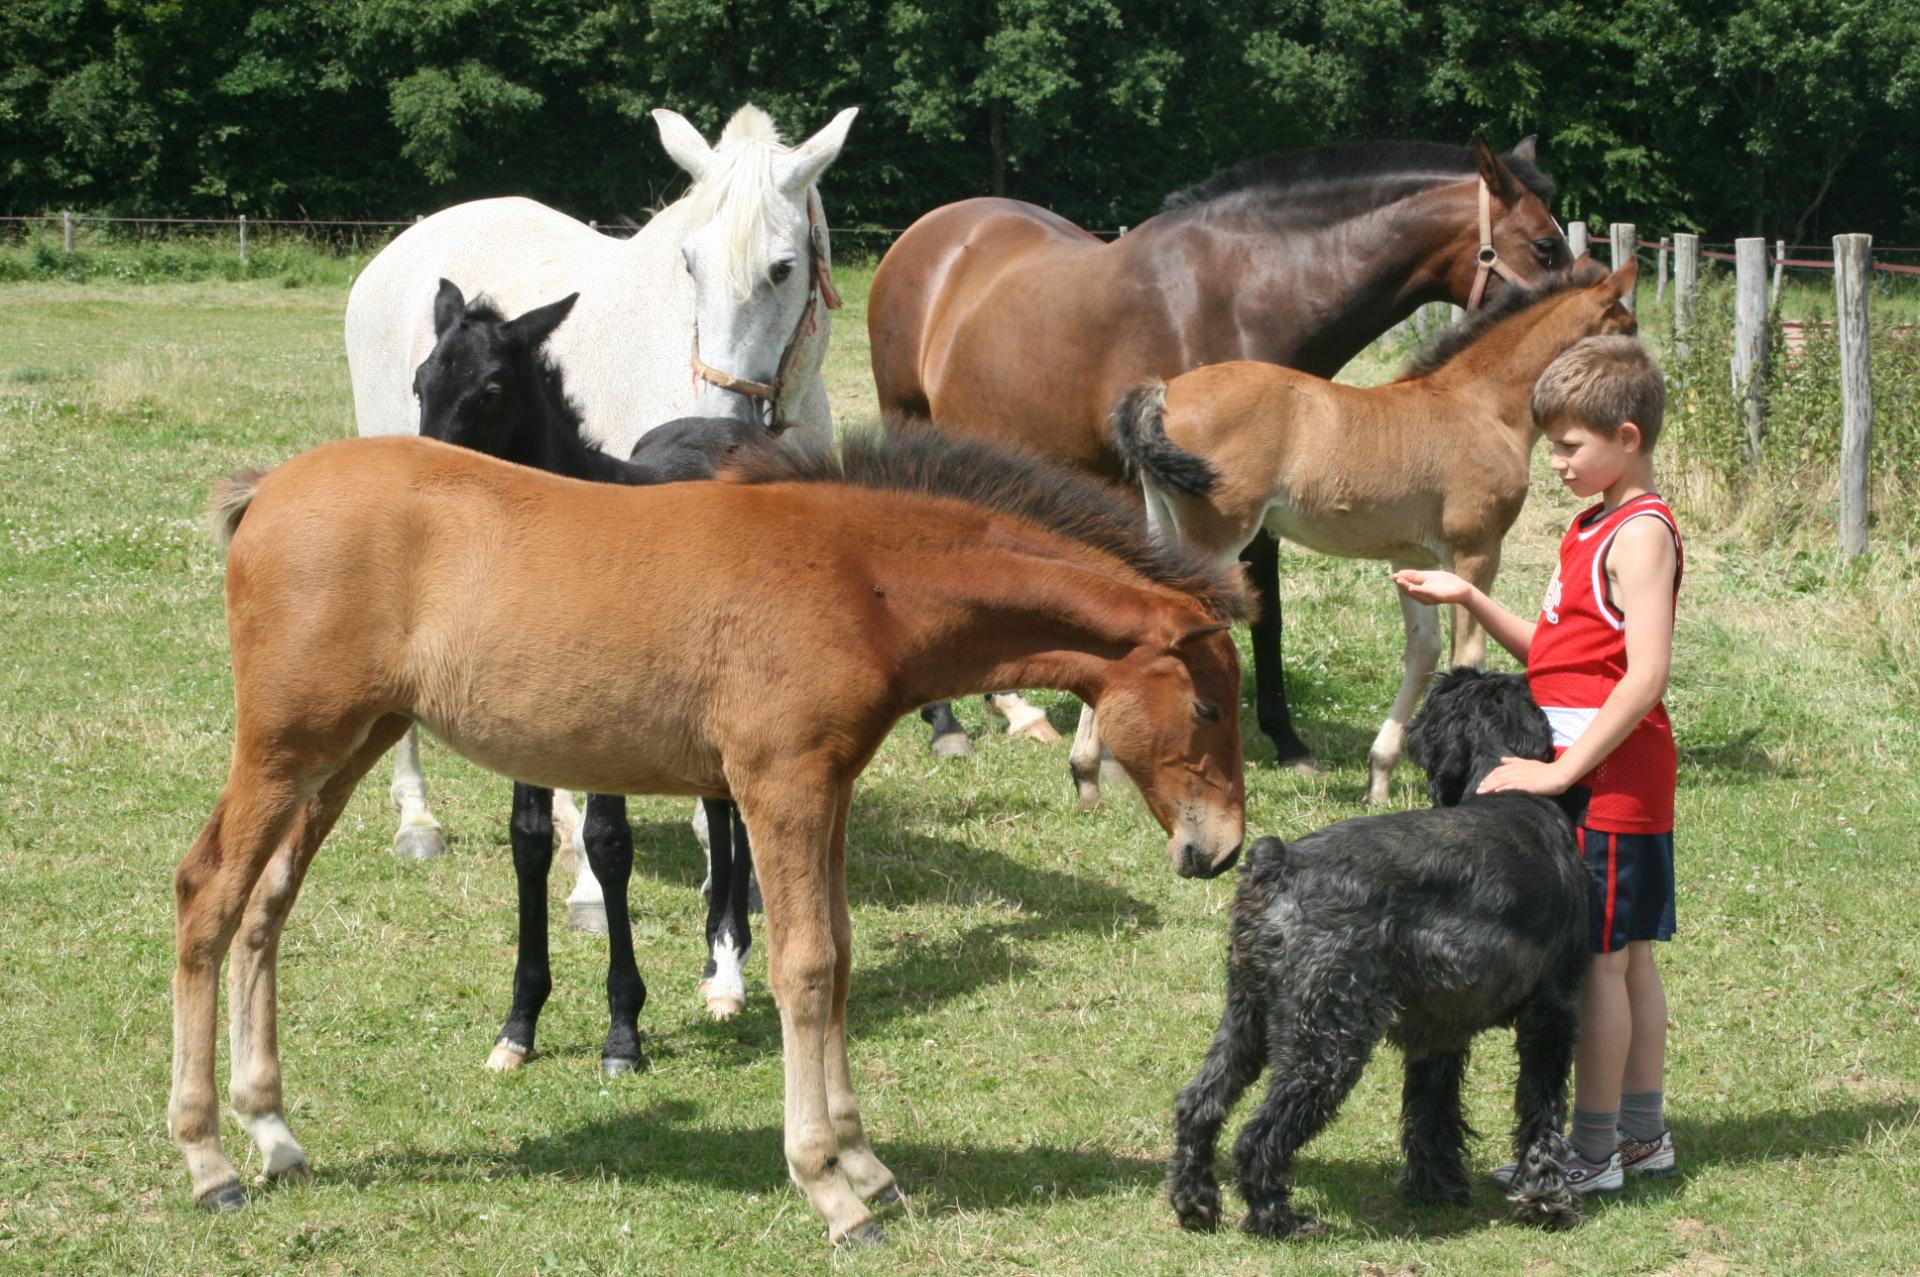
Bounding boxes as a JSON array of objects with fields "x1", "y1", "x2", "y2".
[
  {"x1": 930, "y1": 732, "x2": 973, "y2": 760},
  {"x1": 265, "y1": 1160, "x2": 311, "y2": 1186},
  {"x1": 601, "y1": 1055, "x2": 644, "y2": 1078},
  {"x1": 705, "y1": 996, "x2": 743, "y2": 1021},
  {"x1": 1074, "y1": 782, "x2": 1102, "y2": 812},
  {"x1": 1010, "y1": 718, "x2": 1062, "y2": 743},
  {"x1": 485, "y1": 1042, "x2": 529, "y2": 1071},
  {"x1": 391, "y1": 826, "x2": 446, "y2": 861},
  {"x1": 1284, "y1": 755, "x2": 1326, "y2": 777},
  {"x1": 568, "y1": 901, "x2": 608, "y2": 934},
  {"x1": 198, "y1": 1182, "x2": 247, "y2": 1213},
  {"x1": 837, "y1": 1219, "x2": 888, "y2": 1247}
]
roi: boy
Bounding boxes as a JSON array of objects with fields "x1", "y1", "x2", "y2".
[{"x1": 1393, "y1": 334, "x2": 1681, "y2": 1192}]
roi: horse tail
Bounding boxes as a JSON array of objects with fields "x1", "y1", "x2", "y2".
[
  {"x1": 1110, "y1": 380, "x2": 1218, "y2": 497},
  {"x1": 208, "y1": 467, "x2": 268, "y2": 554}
]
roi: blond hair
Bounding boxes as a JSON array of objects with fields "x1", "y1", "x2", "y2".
[{"x1": 1530, "y1": 335, "x2": 1667, "y2": 450}]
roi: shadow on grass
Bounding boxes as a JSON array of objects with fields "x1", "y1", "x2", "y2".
[{"x1": 1680, "y1": 726, "x2": 1785, "y2": 782}]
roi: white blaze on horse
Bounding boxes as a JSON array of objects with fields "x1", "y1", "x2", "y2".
[{"x1": 343, "y1": 103, "x2": 856, "y2": 919}]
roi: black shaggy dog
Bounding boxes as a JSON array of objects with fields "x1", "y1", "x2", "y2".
[{"x1": 1168, "y1": 667, "x2": 1591, "y2": 1239}]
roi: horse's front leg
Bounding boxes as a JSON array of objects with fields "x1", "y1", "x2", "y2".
[
  {"x1": 1448, "y1": 542, "x2": 1503, "y2": 669},
  {"x1": 741, "y1": 773, "x2": 884, "y2": 1245},
  {"x1": 487, "y1": 784, "x2": 556, "y2": 1070},
  {"x1": 581, "y1": 794, "x2": 646, "y2": 1076},
  {"x1": 1364, "y1": 562, "x2": 1443, "y2": 805},
  {"x1": 982, "y1": 691, "x2": 1062, "y2": 742},
  {"x1": 387, "y1": 726, "x2": 447, "y2": 860}
]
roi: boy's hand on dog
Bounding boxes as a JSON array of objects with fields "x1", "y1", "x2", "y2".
[
  {"x1": 1392, "y1": 568, "x2": 1472, "y2": 606},
  {"x1": 1476, "y1": 756, "x2": 1574, "y2": 795}
]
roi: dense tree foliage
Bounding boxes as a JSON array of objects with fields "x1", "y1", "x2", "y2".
[{"x1": 4, "y1": 0, "x2": 1916, "y2": 240}]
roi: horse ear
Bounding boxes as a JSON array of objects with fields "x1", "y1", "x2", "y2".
[
  {"x1": 505, "y1": 293, "x2": 579, "y2": 351},
  {"x1": 777, "y1": 106, "x2": 859, "y2": 193},
  {"x1": 433, "y1": 278, "x2": 466, "y2": 339},
  {"x1": 1509, "y1": 134, "x2": 1539, "y2": 165},
  {"x1": 1473, "y1": 137, "x2": 1521, "y2": 203},
  {"x1": 1170, "y1": 621, "x2": 1230, "y2": 652},
  {"x1": 1602, "y1": 260, "x2": 1639, "y2": 297},
  {"x1": 652, "y1": 108, "x2": 715, "y2": 182}
]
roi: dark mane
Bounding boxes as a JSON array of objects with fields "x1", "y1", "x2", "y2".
[
  {"x1": 1396, "y1": 273, "x2": 1584, "y2": 380},
  {"x1": 1162, "y1": 141, "x2": 1554, "y2": 217},
  {"x1": 723, "y1": 427, "x2": 1253, "y2": 623}
]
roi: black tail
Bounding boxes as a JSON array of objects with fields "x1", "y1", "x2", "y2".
[{"x1": 1110, "y1": 381, "x2": 1218, "y2": 497}]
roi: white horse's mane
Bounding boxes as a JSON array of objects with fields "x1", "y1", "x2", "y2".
[{"x1": 677, "y1": 105, "x2": 796, "y2": 303}]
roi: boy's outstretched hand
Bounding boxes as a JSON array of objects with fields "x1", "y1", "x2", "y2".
[
  {"x1": 1392, "y1": 568, "x2": 1473, "y2": 606},
  {"x1": 1477, "y1": 756, "x2": 1574, "y2": 795}
]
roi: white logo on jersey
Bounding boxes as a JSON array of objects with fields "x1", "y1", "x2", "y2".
[{"x1": 1542, "y1": 571, "x2": 1563, "y2": 624}]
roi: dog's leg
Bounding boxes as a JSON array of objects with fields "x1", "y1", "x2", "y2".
[
  {"x1": 1398, "y1": 1048, "x2": 1475, "y2": 1205},
  {"x1": 1507, "y1": 966, "x2": 1585, "y2": 1230},
  {"x1": 1232, "y1": 991, "x2": 1388, "y2": 1240},
  {"x1": 1364, "y1": 565, "x2": 1442, "y2": 805},
  {"x1": 1168, "y1": 971, "x2": 1267, "y2": 1231}
]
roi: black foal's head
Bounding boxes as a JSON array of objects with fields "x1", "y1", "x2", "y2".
[
  {"x1": 1407, "y1": 667, "x2": 1556, "y2": 807},
  {"x1": 414, "y1": 279, "x2": 580, "y2": 457}
]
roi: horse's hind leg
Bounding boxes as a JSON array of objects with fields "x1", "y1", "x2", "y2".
[
  {"x1": 582, "y1": 795, "x2": 646, "y2": 1076},
  {"x1": 1241, "y1": 531, "x2": 1316, "y2": 770},
  {"x1": 228, "y1": 715, "x2": 411, "y2": 1186},
  {"x1": 487, "y1": 784, "x2": 556, "y2": 1071},
  {"x1": 1399, "y1": 1048, "x2": 1474, "y2": 1205},
  {"x1": 983, "y1": 691, "x2": 1062, "y2": 743},
  {"x1": 558, "y1": 789, "x2": 609, "y2": 934},
  {"x1": 1364, "y1": 563, "x2": 1442, "y2": 805},
  {"x1": 1168, "y1": 967, "x2": 1268, "y2": 1231},
  {"x1": 387, "y1": 726, "x2": 447, "y2": 860},
  {"x1": 919, "y1": 701, "x2": 972, "y2": 758},
  {"x1": 699, "y1": 799, "x2": 751, "y2": 1020}
]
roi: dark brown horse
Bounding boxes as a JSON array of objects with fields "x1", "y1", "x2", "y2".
[{"x1": 870, "y1": 138, "x2": 1587, "y2": 767}]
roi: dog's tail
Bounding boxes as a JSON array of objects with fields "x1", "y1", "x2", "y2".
[
  {"x1": 1110, "y1": 380, "x2": 1218, "y2": 497},
  {"x1": 208, "y1": 467, "x2": 268, "y2": 554}
]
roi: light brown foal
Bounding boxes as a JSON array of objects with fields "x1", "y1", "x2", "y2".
[
  {"x1": 1107, "y1": 264, "x2": 1637, "y2": 805},
  {"x1": 171, "y1": 431, "x2": 1248, "y2": 1244}
]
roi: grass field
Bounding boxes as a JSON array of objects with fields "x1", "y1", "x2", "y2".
[{"x1": 1, "y1": 263, "x2": 1916, "y2": 1277}]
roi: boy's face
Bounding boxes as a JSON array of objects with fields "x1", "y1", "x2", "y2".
[{"x1": 1543, "y1": 415, "x2": 1638, "y2": 498}]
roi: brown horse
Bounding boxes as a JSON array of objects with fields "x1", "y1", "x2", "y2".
[
  {"x1": 870, "y1": 138, "x2": 1584, "y2": 765},
  {"x1": 1107, "y1": 264, "x2": 1638, "y2": 806},
  {"x1": 170, "y1": 431, "x2": 1248, "y2": 1245}
]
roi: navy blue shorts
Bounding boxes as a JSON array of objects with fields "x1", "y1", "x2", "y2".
[{"x1": 1577, "y1": 826, "x2": 1676, "y2": 953}]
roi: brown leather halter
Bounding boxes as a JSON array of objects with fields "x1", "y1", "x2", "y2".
[
  {"x1": 1467, "y1": 176, "x2": 1533, "y2": 311},
  {"x1": 690, "y1": 191, "x2": 843, "y2": 428}
]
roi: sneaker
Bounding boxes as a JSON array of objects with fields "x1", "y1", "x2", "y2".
[
  {"x1": 1618, "y1": 1128, "x2": 1677, "y2": 1176},
  {"x1": 1489, "y1": 1150, "x2": 1624, "y2": 1195}
]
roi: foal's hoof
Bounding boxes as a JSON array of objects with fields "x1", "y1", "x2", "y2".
[
  {"x1": 392, "y1": 826, "x2": 446, "y2": 861},
  {"x1": 1281, "y1": 755, "x2": 1325, "y2": 777},
  {"x1": 704, "y1": 996, "x2": 743, "y2": 1021},
  {"x1": 485, "y1": 1041, "x2": 530, "y2": 1071},
  {"x1": 601, "y1": 1055, "x2": 644, "y2": 1079},
  {"x1": 568, "y1": 901, "x2": 609, "y2": 934},
  {"x1": 930, "y1": 731, "x2": 973, "y2": 760},
  {"x1": 197, "y1": 1182, "x2": 247, "y2": 1213},
  {"x1": 263, "y1": 1159, "x2": 311, "y2": 1187},
  {"x1": 836, "y1": 1219, "x2": 888, "y2": 1248},
  {"x1": 1072, "y1": 774, "x2": 1103, "y2": 812}
]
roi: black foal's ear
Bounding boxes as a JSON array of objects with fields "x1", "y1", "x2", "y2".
[
  {"x1": 1510, "y1": 134, "x2": 1539, "y2": 166},
  {"x1": 1473, "y1": 137, "x2": 1521, "y2": 203},
  {"x1": 433, "y1": 278, "x2": 466, "y2": 338},
  {"x1": 506, "y1": 292, "x2": 580, "y2": 351}
]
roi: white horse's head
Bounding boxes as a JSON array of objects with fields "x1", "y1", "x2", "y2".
[{"x1": 653, "y1": 104, "x2": 858, "y2": 428}]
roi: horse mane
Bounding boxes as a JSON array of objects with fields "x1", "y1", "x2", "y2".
[
  {"x1": 1396, "y1": 273, "x2": 1585, "y2": 380},
  {"x1": 723, "y1": 427, "x2": 1254, "y2": 623},
  {"x1": 676, "y1": 104, "x2": 790, "y2": 303},
  {"x1": 1161, "y1": 141, "x2": 1554, "y2": 218}
]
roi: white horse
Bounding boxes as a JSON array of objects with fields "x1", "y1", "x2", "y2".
[{"x1": 344, "y1": 103, "x2": 856, "y2": 943}]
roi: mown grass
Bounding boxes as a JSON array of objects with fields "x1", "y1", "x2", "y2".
[{"x1": 0, "y1": 267, "x2": 1916, "y2": 1277}]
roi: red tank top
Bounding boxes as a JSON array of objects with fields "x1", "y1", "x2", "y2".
[{"x1": 1527, "y1": 493, "x2": 1683, "y2": 833}]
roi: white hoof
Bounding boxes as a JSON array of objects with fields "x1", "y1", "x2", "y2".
[
  {"x1": 705, "y1": 995, "x2": 743, "y2": 1021},
  {"x1": 392, "y1": 825, "x2": 446, "y2": 861},
  {"x1": 569, "y1": 901, "x2": 609, "y2": 934},
  {"x1": 1009, "y1": 717, "x2": 1063, "y2": 744},
  {"x1": 485, "y1": 1041, "x2": 529, "y2": 1071},
  {"x1": 1286, "y1": 755, "x2": 1327, "y2": 777},
  {"x1": 930, "y1": 732, "x2": 973, "y2": 759}
]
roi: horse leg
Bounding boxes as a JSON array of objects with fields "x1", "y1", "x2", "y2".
[
  {"x1": 919, "y1": 701, "x2": 972, "y2": 759},
  {"x1": 738, "y1": 774, "x2": 881, "y2": 1245},
  {"x1": 1168, "y1": 967, "x2": 1268, "y2": 1231},
  {"x1": 487, "y1": 784, "x2": 555, "y2": 1071},
  {"x1": 1448, "y1": 542, "x2": 1503, "y2": 668},
  {"x1": 819, "y1": 780, "x2": 900, "y2": 1212},
  {"x1": 387, "y1": 725, "x2": 446, "y2": 860},
  {"x1": 582, "y1": 794, "x2": 646, "y2": 1076},
  {"x1": 1398, "y1": 1048, "x2": 1474, "y2": 1205},
  {"x1": 561, "y1": 788, "x2": 608, "y2": 934},
  {"x1": 982, "y1": 692, "x2": 1062, "y2": 743},
  {"x1": 699, "y1": 798, "x2": 752, "y2": 1020},
  {"x1": 228, "y1": 717, "x2": 410, "y2": 1186},
  {"x1": 1068, "y1": 702, "x2": 1105, "y2": 810},
  {"x1": 1364, "y1": 564, "x2": 1442, "y2": 805},
  {"x1": 1242, "y1": 532, "x2": 1316, "y2": 771}
]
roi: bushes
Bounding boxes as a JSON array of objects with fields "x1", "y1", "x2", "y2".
[{"x1": 0, "y1": 225, "x2": 373, "y2": 289}]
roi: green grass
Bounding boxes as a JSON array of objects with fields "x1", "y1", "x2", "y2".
[{"x1": 1, "y1": 271, "x2": 1917, "y2": 1277}]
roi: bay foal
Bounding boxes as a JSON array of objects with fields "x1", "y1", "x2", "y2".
[
  {"x1": 175, "y1": 431, "x2": 1248, "y2": 1244},
  {"x1": 414, "y1": 279, "x2": 763, "y2": 1052},
  {"x1": 1110, "y1": 264, "x2": 1637, "y2": 804}
]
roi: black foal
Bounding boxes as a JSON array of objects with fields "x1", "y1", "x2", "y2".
[
  {"x1": 415, "y1": 278, "x2": 766, "y2": 1071},
  {"x1": 1168, "y1": 667, "x2": 1591, "y2": 1238}
]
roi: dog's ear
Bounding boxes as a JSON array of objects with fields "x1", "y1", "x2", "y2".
[
  {"x1": 1409, "y1": 667, "x2": 1477, "y2": 807},
  {"x1": 1553, "y1": 784, "x2": 1590, "y2": 828}
]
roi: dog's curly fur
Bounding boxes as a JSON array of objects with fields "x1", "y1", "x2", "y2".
[{"x1": 1167, "y1": 667, "x2": 1592, "y2": 1239}]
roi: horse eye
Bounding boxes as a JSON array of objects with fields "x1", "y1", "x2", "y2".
[
  {"x1": 479, "y1": 384, "x2": 503, "y2": 405},
  {"x1": 1533, "y1": 237, "x2": 1559, "y2": 262},
  {"x1": 1193, "y1": 700, "x2": 1222, "y2": 725},
  {"x1": 770, "y1": 260, "x2": 794, "y2": 285}
]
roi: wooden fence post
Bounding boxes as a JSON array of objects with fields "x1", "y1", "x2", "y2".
[
  {"x1": 1610, "y1": 222, "x2": 1637, "y2": 312},
  {"x1": 1733, "y1": 237, "x2": 1769, "y2": 458},
  {"x1": 1655, "y1": 239, "x2": 1668, "y2": 305},
  {"x1": 1673, "y1": 233, "x2": 1700, "y2": 358},
  {"x1": 1568, "y1": 221, "x2": 1589, "y2": 260},
  {"x1": 63, "y1": 211, "x2": 73, "y2": 255},
  {"x1": 237, "y1": 214, "x2": 247, "y2": 264},
  {"x1": 1770, "y1": 238, "x2": 1785, "y2": 303},
  {"x1": 1835, "y1": 233, "x2": 1873, "y2": 557},
  {"x1": 1450, "y1": 303, "x2": 1466, "y2": 325}
]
